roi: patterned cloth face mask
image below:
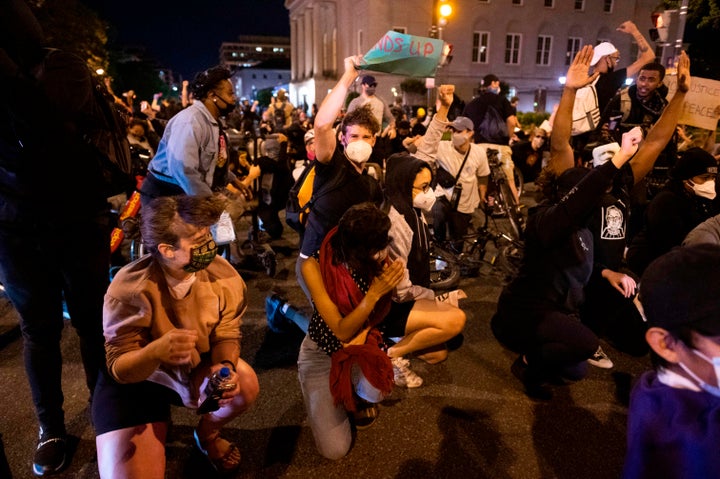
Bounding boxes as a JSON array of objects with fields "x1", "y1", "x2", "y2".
[{"x1": 183, "y1": 236, "x2": 218, "y2": 273}]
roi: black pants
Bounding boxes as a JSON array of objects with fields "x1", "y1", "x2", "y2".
[
  {"x1": 431, "y1": 196, "x2": 471, "y2": 251},
  {"x1": 0, "y1": 216, "x2": 111, "y2": 436},
  {"x1": 491, "y1": 289, "x2": 598, "y2": 381},
  {"x1": 580, "y1": 274, "x2": 648, "y2": 357}
]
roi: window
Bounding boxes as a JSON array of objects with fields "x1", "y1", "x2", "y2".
[
  {"x1": 472, "y1": 31, "x2": 489, "y2": 64},
  {"x1": 512, "y1": 0, "x2": 523, "y2": 4},
  {"x1": 392, "y1": 26, "x2": 406, "y2": 34},
  {"x1": 544, "y1": 0, "x2": 554, "y2": 6},
  {"x1": 603, "y1": 0, "x2": 613, "y2": 13},
  {"x1": 505, "y1": 34, "x2": 521, "y2": 65},
  {"x1": 536, "y1": 35, "x2": 552, "y2": 66},
  {"x1": 574, "y1": 0, "x2": 584, "y2": 10},
  {"x1": 566, "y1": 37, "x2": 581, "y2": 65}
]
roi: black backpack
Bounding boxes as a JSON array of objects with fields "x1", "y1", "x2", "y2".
[
  {"x1": 273, "y1": 101, "x2": 287, "y2": 129},
  {"x1": 84, "y1": 70, "x2": 134, "y2": 196}
]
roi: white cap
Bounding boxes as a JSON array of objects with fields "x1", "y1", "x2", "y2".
[
  {"x1": 591, "y1": 42, "x2": 618, "y2": 66},
  {"x1": 592, "y1": 142, "x2": 620, "y2": 167}
]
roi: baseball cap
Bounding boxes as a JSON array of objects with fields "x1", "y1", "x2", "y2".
[
  {"x1": 304, "y1": 129, "x2": 315, "y2": 144},
  {"x1": 448, "y1": 116, "x2": 474, "y2": 132},
  {"x1": 640, "y1": 243, "x2": 720, "y2": 335},
  {"x1": 361, "y1": 75, "x2": 376, "y2": 85},
  {"x1": 591, "y1": 42, "x2": 618, "y2": 66},
  {"x1": 669, "y1": 147, "x2": 718, "y2": 180},
  {"x1": 592, "y1": 142, "x2": 620, "y2": 167}
]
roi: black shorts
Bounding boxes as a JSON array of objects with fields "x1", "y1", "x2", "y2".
[
  {"x1": 92, "y1": 370, "x2": 184, "y2": 435},
  {"x1": 379, "y1": 300, "x2": 415, "y2": 338}
]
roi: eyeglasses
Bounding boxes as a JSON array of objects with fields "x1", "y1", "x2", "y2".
[
  {"x1": 413, "y1": 183, "x2": 431, "y2": 193},
  {"x1": 366, "y1": 83, "x2": 378, "y2": 88},
  {"x1": 608, "y1": 55, "x2": 620, "y2": 64}
]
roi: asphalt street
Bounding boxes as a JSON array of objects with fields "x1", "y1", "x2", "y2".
[{"x1": 0, "y1": 194, "x2": 652, "y2": 479}]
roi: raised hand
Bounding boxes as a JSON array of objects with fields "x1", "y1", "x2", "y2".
[
  {"x1": 676, "y1": 50, "x2": 691, "y2": 93},
  {"x1": 565, "y1": 45, "x2": 599, "y2": 90},
  {"x1": 438, "y1": 84, "x2": 455, "y2": 108}
]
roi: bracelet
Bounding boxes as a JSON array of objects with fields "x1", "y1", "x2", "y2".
[{"x1": 220, "y1": 360, "x2": 237, "y2": 372}]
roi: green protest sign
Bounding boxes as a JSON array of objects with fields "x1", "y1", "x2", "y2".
[{"x1": 358, "y1": 31, "x2": 447, "y2": 78}]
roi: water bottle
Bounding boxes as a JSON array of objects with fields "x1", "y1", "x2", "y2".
[{"x1": 197, "y1": 367, "x2": 235, "y2": 415}]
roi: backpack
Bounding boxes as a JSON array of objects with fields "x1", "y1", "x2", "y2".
[
  {"x1": 477, "y1": 105, "x2": 508, "y2": 144},
  {"x1": 273, "y1": 101, "x2": 287, "y2": 129},
  {"x1": 285, "y1": 162, "x2": 316, "y2": 233},
  {"x1": 84, "y1": 72, "x2": 135, "y2": 196},
  {"x1": 571, "y1": 79, "x2": 601, "y2": 136}
]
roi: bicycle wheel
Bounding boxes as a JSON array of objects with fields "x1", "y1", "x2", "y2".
[
  {"x1": 513, "y1": 165, "x2": 524, "y2": 198},
  {"x1": 498, "y1": 181, "x2": 524, "y2": 241},
  {"x1": 496, "y1": 242, "x2": 524, "y2": 280},
  {"x1": 429, "y1": 245, "x2": 461, "y2": 291}
]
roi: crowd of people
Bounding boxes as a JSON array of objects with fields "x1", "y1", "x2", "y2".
[{"x1": 2, "y1": 1, "x2": 720, "y2": 475}]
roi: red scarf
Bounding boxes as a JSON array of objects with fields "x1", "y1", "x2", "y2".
[{"x1": 320, "y1": 227, "x2": 394, "y2": 411}]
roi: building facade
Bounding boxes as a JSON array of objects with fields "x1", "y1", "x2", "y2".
[{"x1": 284, "y1": 0, "x2": 660, "y2": 114}]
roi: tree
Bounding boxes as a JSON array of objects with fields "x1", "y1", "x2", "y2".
[
  {"x1": 29, "y1": 0, "x2": 109, "y2": 73},
  {"x1": 657, "y1": 0, "x2": 720, "y2": 78}
]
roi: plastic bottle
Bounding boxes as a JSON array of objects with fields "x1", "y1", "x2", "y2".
[{"x1": 197, "y1": 367, "x2": 234, "y2": 415}]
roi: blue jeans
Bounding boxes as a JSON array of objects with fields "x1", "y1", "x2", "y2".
[
  {"x1": 0, "y1": 216, "x2": 110, "y2": 436},
  {"x1": 297, "y1": 336, "x2": 384, "y2": 460}
]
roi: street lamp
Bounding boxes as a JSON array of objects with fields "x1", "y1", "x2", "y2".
[{"x1": 430, "y1": 0, "x2": 452, "y2": 39}]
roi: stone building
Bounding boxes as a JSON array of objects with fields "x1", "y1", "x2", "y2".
[{"x1": 284, "y1": 0, "x2": 659, "y2": 114}]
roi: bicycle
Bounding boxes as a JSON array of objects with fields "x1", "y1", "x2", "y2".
[
  {"x1": 485, "y1": 148, "x2": 525, "y2": 242},
  {"x1": 429, "y1": 203, "x2": 524, "y2": 291}
]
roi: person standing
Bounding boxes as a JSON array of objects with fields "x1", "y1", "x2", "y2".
[
  {"x1": 347, "y1": 75, "x2": 396, "y2": 134},
  {"x1": 140, "y1": 66, "x2": 257, "y2": 206},
  {"x1": 571, "y1": 20, "x2": 656, "y2": 156},
  {"x1": 462, "y1": 73, "x2": 521, "y2": 203},
  {"x1": 0, "y1": 0, "x2": 114, "y2": 474},
  {"x1": 266, "y1": 88, "x2": 295, "y2": 131}
]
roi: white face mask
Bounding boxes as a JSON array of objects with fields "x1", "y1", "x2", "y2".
[
  {"x1": 452, "y1": 132, "x2": 467, "y2": 149},
  {"x1": 412, "y1": 189, "x2": 436, "y2": 212},
  {"x1": 678, "y1": 349, "x2": 720, "y2": 397},
  {"x1": 344, "y1": 140, "x2": 373, "y2": 164},
  {"x1": 690, "y1": 179, "x2": 717, "y2": 200}
]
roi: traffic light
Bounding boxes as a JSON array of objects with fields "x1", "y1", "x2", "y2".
[
  {"x1": 649, "y1": 9, "x2": 678, "y2": 44},
  {"x1": 438, "y1": 0, "x2": 453, "y2": 27}
]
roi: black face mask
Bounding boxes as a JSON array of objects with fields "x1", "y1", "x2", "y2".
[
  {"x1": 183, "y1": 236, "x2": 218, "y2": 273},
  {"x1": 214, "y1": 95, "x2": 237, "y2": 117}
]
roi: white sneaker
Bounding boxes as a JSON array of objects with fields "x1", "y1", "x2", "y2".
[
  {"x1": 587, "y1": 346, "x2": 614, "y2": 369},
  {"x1": 392, "y1": 357, "x2": 423, "y2": 388}
]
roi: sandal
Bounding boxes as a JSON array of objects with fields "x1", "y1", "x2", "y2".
[
  {"x1": 352, "y1": 403, "x2": 379, "y2": 430},
  {"x1": 193, "y1": 429, "x2": 242, "y2": 473}
]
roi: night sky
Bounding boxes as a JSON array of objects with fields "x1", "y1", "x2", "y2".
[{"x1": 82, "y1": 0, "x2": 290, "y2": 81}]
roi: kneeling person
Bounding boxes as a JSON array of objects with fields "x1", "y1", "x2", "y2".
[{"x1": 93, "y1": 194, "x2": 260, "y2": 478}]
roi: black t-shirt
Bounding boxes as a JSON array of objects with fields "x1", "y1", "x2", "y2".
[
  {"x1": 462, "y1": 92, "x2": 514, "y2": 144},
  {"x1": 300, "y1": 146, "x2": 383, "y2": 256}
]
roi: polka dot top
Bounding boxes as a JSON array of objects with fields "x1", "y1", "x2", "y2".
[{"x1": 308, "y1": 254, "x2": 370, "y2": 356}]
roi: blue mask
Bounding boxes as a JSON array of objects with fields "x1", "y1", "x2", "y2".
[{"x1": 678, "y1": 349, "x2": 720, "y2": 397}]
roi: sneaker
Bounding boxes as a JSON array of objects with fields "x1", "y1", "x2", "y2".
[
  {"x1": 392, "y1": 357, "x2": 423, "y2": 388},
  {"x1": 32, "y1": 429, "x2": 67, "y2": 476},
  {"x1": 588, "y1": 346, "x2": 614, "y2": 369}
]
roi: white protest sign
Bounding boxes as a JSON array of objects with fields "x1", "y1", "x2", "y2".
[{"x1": 664, "y1": 74, "x2": 720, "y2": 130}]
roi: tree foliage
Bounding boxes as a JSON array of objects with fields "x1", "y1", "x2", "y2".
[
  {"x1": 656, "y1": 0, "x2": 720, "y2": 78},
  {"x1": 29, "y1": 0, "x2": 109, "y2": 72}
]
